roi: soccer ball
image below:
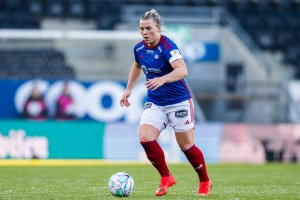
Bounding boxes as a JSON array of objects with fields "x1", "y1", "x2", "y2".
[{"x1": 108, "y1": 172, "x2": 134, "y2": 197}]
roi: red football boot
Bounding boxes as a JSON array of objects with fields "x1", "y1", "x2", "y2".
[
  {"x1": 155, "y1": 174, "x2": 176, "y2": 196},
  {"x1": 197, "y1": 179, "x2": 213, "y2": 196}
]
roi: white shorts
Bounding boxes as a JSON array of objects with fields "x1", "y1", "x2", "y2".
[{"x1": 140, "y1": 99, "x2": 195, "y2": 132}]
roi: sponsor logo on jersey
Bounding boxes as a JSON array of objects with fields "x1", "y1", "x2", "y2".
[
  {"x1": 141, "y1": 65, "x2": 148, "y2": 74},
  {"x1": 136, "y1": 45, "x2": 144, "y2": 52},
  {"x1": 146, "y1": 50, "x2": 154, "y2": 54},
  {"x1": 144, "y1": 102, "x2": 152, "y2": 109},
  {"x1": 170, "y1": 49, "x2": 180, "y2": 56},
  {"x1": 175, "y1": 109, "x2": 188, "y2": 118},
  {"x1": 154, "y1": 55, "x2": 159, "y2": 59},
  {"x1": 148, "y1": 68, "x2": 161, "y2": 74}
]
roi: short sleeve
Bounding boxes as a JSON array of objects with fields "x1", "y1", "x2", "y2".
[{"x1": 163, "y1": 39, "x2": 183, "y2": 64}]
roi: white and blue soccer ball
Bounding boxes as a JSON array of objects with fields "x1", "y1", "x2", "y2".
[{"x1": 108, "y1": 172, "x2": 134, "y2": 197}]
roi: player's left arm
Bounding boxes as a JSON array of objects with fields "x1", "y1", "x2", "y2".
[{"x1": 145, "y1": 59, "x2": 188, "y2": 91}]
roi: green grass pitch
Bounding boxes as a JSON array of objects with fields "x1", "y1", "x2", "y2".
[{"x1": 0, "y1": 163, "x2": 299, "y2": 200}]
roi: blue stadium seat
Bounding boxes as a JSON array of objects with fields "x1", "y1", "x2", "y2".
[
  {"x1": 271, "y1": 0, "x2": 292, "y2": 13},
  {"x1": 0, "y1": 49, "x2": 76, "y2": 79},
  {"x1": 250, "y1": 0, "x2": 272, "y2": 12},
  {"x1": 253, "y1": 31, "x2": 275, "y2": 50},
  {"x1": 66, "y1": 0, "x2": 86, "y2": 18},
  {"x1": 186, "y1": 0, "x2": 210, "y2": 6},
  {"x1": 283, "y1": 45, "x2": 300, "y2": 65},
  {"x1": 275, "y1": 31, "x2": 296, "y2": 51},
  {"x1": 26, "y1": 0, "x2": 45, "y2": 17},
  {"x1": 86, "y1": 0, "x2": 101, "y2": 19},
  {"x1": 263, "y1": 15, "x2": 286, "y2": 31},
  {"x1": 46, "y1": 0, "x2": 66, "y2": 18},
  {"x1": 239, "y1": 15, "x2": 266, "y2": 31},
  {"x1": 2, "y1": 0, "x2": 23, "y2": 13}
]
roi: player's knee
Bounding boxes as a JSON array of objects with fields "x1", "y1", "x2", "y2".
[
  {"x1": 139, "y1": 134, "x2": 157, "y2": 143},
  {"x1": 178, "y1": 142, "x2": 194, "y2": 151}
]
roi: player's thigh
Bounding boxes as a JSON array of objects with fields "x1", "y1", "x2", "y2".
[
  {"x1": 139, "y1": 102, "x2": 168, "y2": 142},
  {"x1": 139, "y1": 124, "x2": 160, "y2": 142},
  {"x1": 175, "y1": 129, "x2": 195, "y2": 150}
]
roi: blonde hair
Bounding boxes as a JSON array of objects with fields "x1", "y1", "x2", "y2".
[{"x1": 141, "y1": 9, "x2": 162, "y2": 28}]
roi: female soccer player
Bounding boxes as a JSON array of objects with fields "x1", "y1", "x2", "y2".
[{"x1": 120, "y1": 9, "x2": 212, "y2": 196}]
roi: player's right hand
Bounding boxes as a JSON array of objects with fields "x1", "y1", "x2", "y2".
[{"x1": 120, "y1": 90, "x2": 131, "y2": 107}]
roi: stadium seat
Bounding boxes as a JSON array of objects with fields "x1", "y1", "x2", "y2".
[
  {"x1": 239, "y1": 15, "x2": 266, "y2": 31},
  {"x1": 283, "y1": 45, "x2": 300, "y2": 65},
  {"x1": 263, "y1": 15, "x2": 286, "y2": 31},
  {"x1": 0, "y1": 48, "x2": 76, "y2": 79},
  {"x1": 186, "y1": 0, "x2": 210, "y2": 6},
  {"x1": 46, "y1": 0, "x2": 66, "y2": 18},
  {"x1": 66, "y1": 0, "x2": 86, "y2": 18},
  {"x1": 96, "y1": 13, "x2": 117, "y2": 30},
  {"x1": 253, "y1": 31, "x2": 275, "y2": 50},
  {"x1": 285, "y1": 16, "x2": 300, "y2": 30},
  {"x1": 2, "y1": 0, "x2": 23, "y2": 13},
  {"x1": 0, "y1": 14, "x2": 11, "y2": 28},
  {"x1": 250, "y1": 0, "x2": 272, "y2": 13},
  {"x1": 86, "y1": 0, "x2": 101, "y2": 19},
  {"x1": 163, "y1": 0, "x2": 186, "y2": 6},
  {"x1": 228, "y1": 0, "x2": 251, "y2": 14},
  {"x1": 26, "y1": 0, "x2": 45, "y2": 17},
  {"x1": 291, "y1": 0, "x2": 300, "y2": 13},
  {"x1": 271, "y1": 0, "x2": 292, "y2": 13},
  {"x1": 209, "y1": 0, "x2": 230, "y2": 6},
  {"x1": 275, "y1": 31, "x2": 296, "y2": 51}
]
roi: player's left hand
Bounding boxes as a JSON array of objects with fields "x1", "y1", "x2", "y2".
[
  {"x1": 145, "y1": 77, "x2": 165, "y2": 91},
  {"x1": 120, "y1": 90, "x2": 131, "y2": 107}
]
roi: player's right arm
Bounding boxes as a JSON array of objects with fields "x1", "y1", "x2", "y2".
[{"x1": 120, "y1": 61, "x2": 142, "y2": 107}]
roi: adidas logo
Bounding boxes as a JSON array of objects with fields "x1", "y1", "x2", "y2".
[
  {"x1": 185, "y1": 120, "x2": 190, "y2": 125},
  {"x1": 195, "y1": 164, "x2": 203, "y2": 170}
]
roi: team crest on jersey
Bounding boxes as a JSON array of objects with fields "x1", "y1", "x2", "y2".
[
  {"x1": 141, "y1": 65, "x2": 148, "y2": 74},
  {"x1": 175, "y1": 110, "x2": 188, "y2": 118},
  {"x1": 170, "y1": 49, "x2": 180, "y2": 56},
  {"x1": 154, "y1": 55, "x2": 159, "y2": 59},
  {"x1": 144, "y1": 102, "x2": 152, "y2": 109}
]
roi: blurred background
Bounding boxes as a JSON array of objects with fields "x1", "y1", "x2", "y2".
[{"x1": 0, "y1": 0, "x2": 299, "y2": 164}]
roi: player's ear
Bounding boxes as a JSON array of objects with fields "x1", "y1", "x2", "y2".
[{"x1": 157, "y1": 25, "x2": 161, "y2": 32}]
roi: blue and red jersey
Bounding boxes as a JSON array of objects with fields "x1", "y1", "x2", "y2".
[{"x1": 134, "y1": 35, "x2": 191, "y2": 106}]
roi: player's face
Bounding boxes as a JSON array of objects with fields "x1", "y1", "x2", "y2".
[{"x1": 139, "y1": 19, "x2": 161, "y2": 47}]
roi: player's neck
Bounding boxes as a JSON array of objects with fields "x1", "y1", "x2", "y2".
[{"x1": 146, "y1": 35, "x2": 162, "y2": 48}]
